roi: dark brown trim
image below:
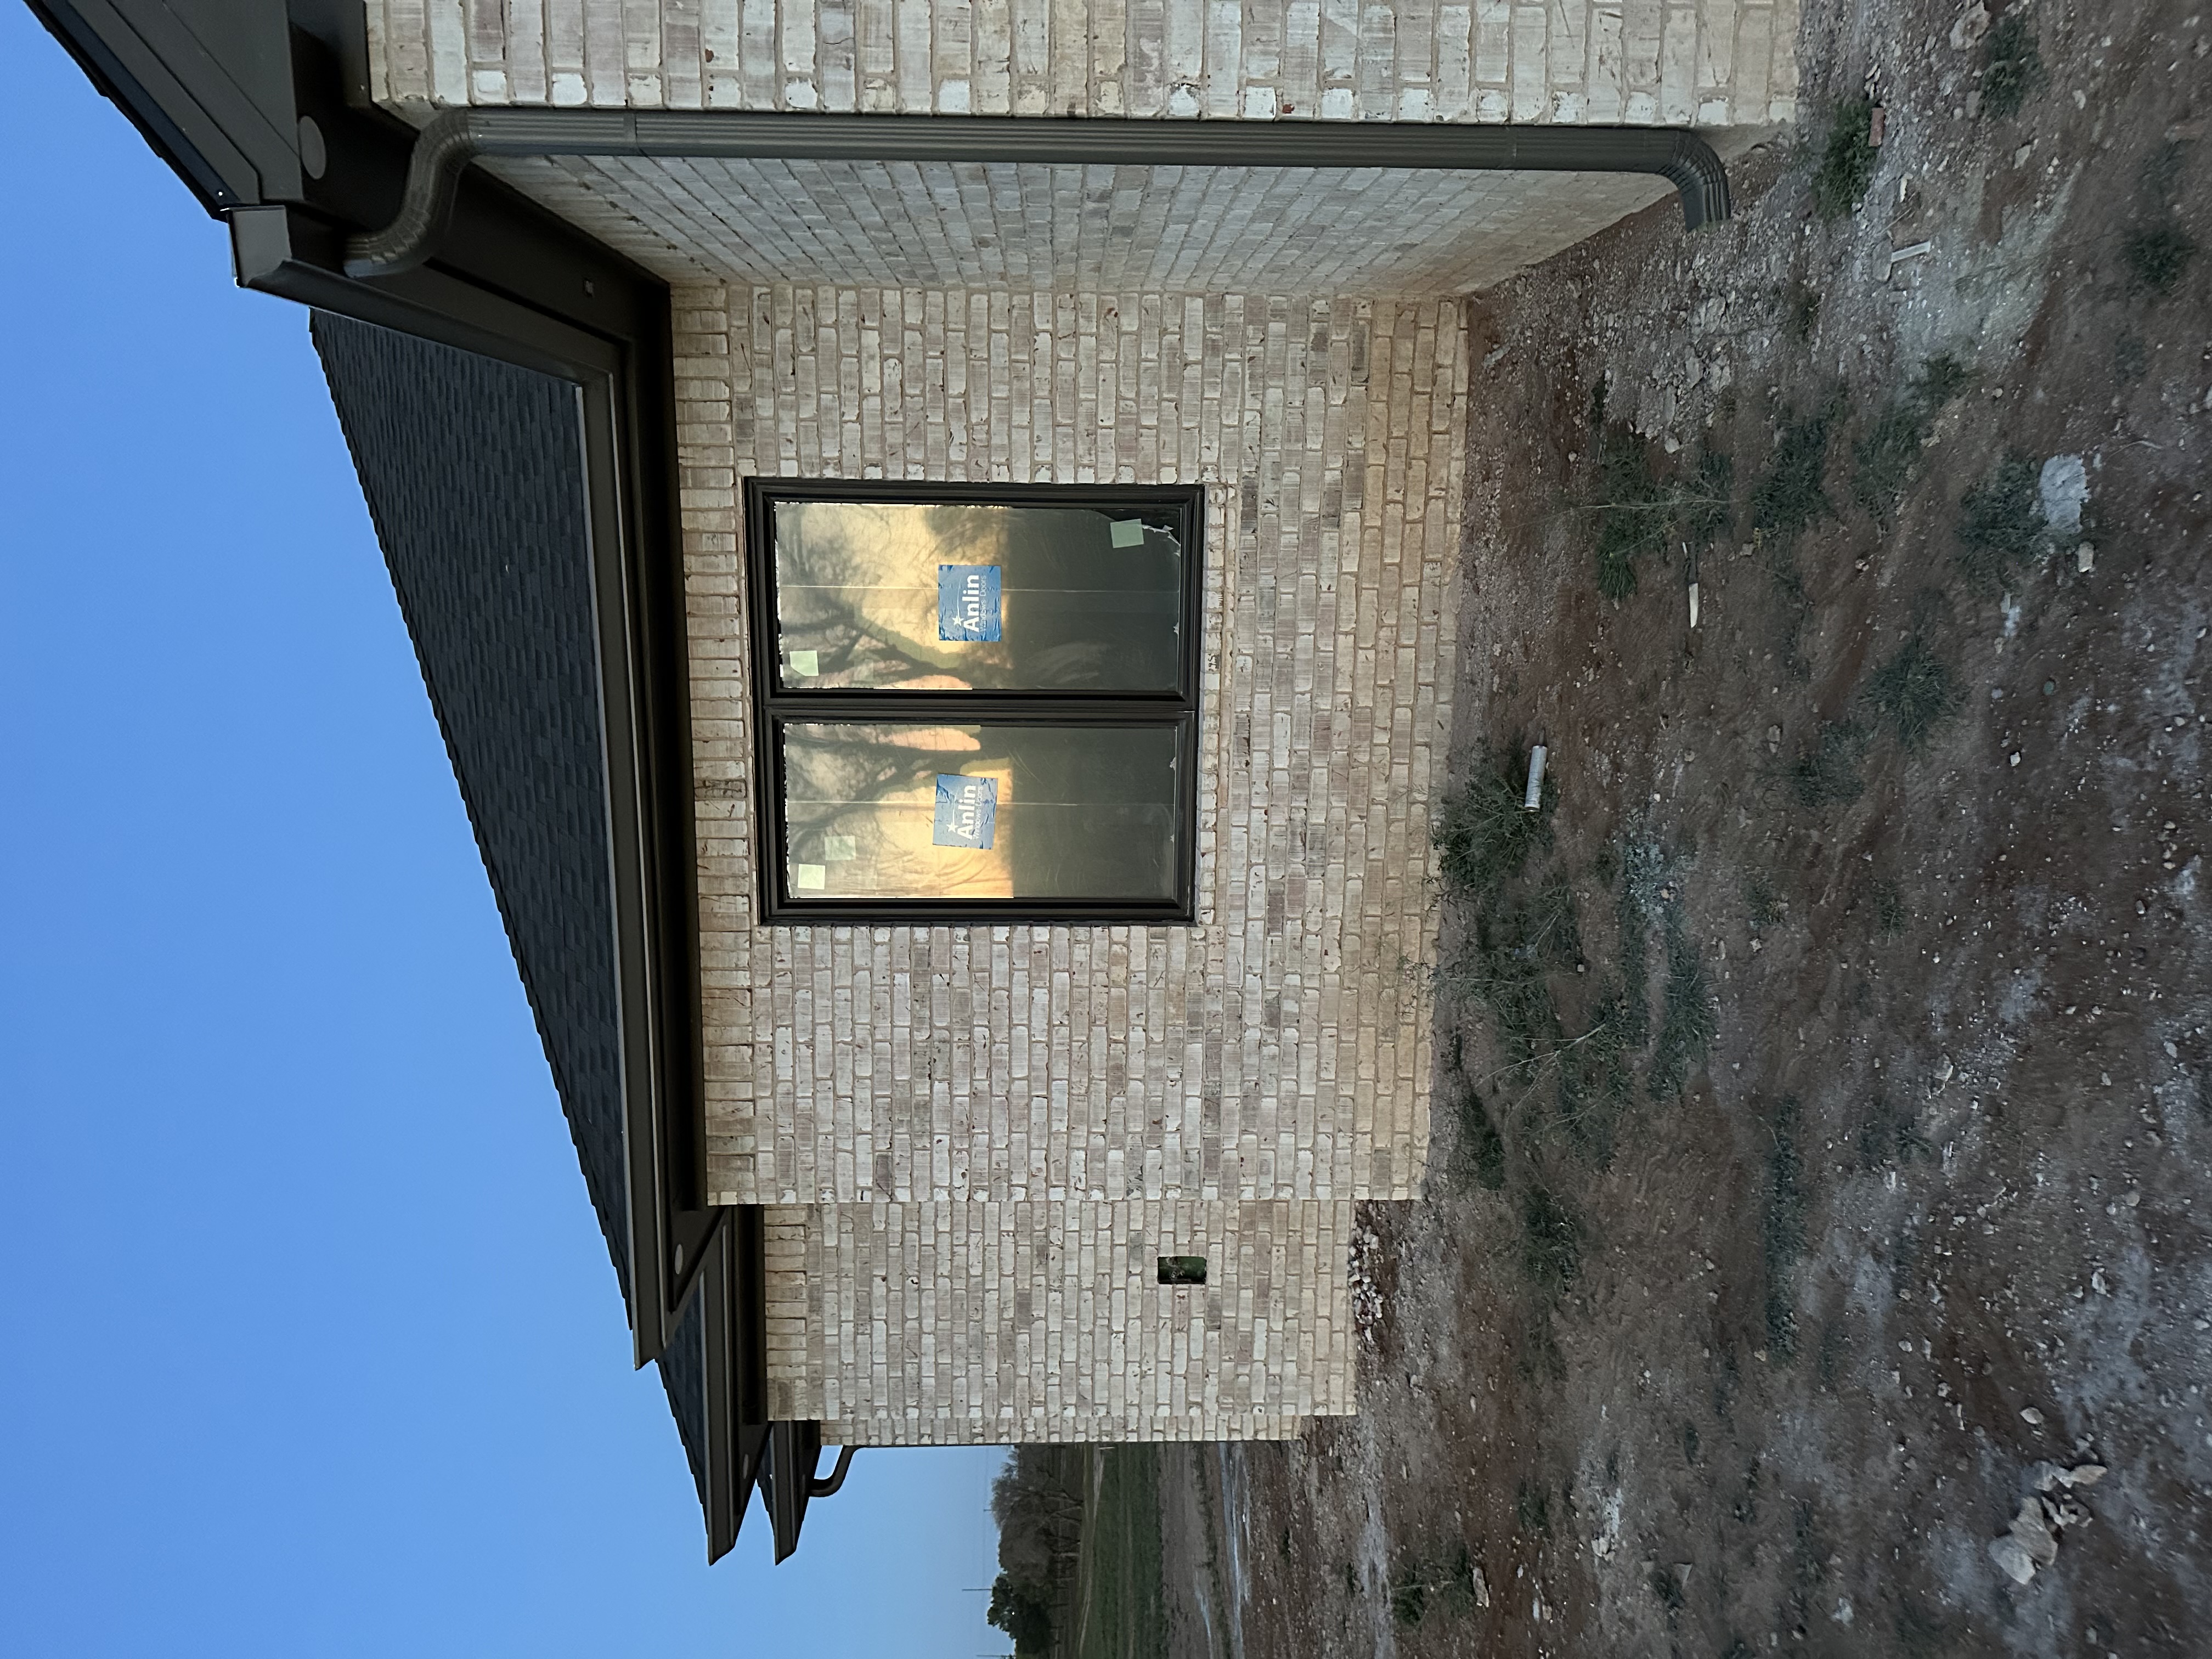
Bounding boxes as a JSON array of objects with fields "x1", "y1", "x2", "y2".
[
  {"x1": 344, "y1": 106, "x2": 1734, "y2": 277},
  {"x1": 698, "y1": 1208, "x2": 767, "y2": 1563}
]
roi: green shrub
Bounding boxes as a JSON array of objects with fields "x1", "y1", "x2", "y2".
[
  {"x1": 1955, "y1": 453, "x2": 2046, "y2": 592},
  {"x1": 1865, "y1": 636, "x2": 1961, "y2": 752},
  {"x1": 1980, "y1": 16, "x2": 2046, "y2": 120},
  {"x1": 1870, "y1": 879, "x2": 1908, "y2": 937},
  {"x1": 1434, "y1": 752, "x2": 1552, "y2": 898},
  {"x1": 1851, "y1": 354, "x2": 1969, "y2": 519},
  {"x1": 1813, "y1": 98, "x2": 1880, "y2": 219},
  {"x1": 1585, "y1": 425, "x2": 1733, "y2": 601},
  {"x1": 2124, "y1": 222, "x2": 2198, "y2": 295},
  {"x1": 1751, "y1": 406, "x2": 1837, "y2": 549},
  {"x1": 1791, "y1": 718, "x2": 1871, "y2": 809},
  {"x1": 1648, "y1": 911, "x2": 1717, "y2": 1097},
  {"x1": 1454, "y1": 1080, "x2": 1508, "y2": 1190},
  {"x1": 1762, "y1": 1097, "x2": 1805, "y2": 1358},
  {"x1": 1520, "y1": 1187, "x2": 1585, "y2": 1291}
]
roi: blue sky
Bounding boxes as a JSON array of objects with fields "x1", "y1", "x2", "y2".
[{"x1": 0, "y1": 12, "x2": 1003, "y2": 1655}]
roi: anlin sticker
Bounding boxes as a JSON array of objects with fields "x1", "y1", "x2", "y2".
[
  {"x1": 936, "y1": 565, "x2": 1002, "y2": 641},
  {"x1": 933, "y1": 774, "x2": 998, "y2": 849}
]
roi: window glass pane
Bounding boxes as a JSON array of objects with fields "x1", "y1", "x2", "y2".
[
  {"x1": 780, "y1": 723, "x2": 1181, "y2": 902},
  {"x1": 771, "y1": 499, "x2": 1185, "y2": 693}
]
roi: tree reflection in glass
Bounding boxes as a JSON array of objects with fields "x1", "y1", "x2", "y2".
[
  {"x1": 771, "y1": 500, "x2": 1184, "y2": 693},
  {"x1": 780, "y1": 723, "x2": 1179, "y2": 902}
]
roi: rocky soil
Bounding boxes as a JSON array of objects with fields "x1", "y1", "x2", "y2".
[{"x1": 1171, "y1": 0, "x2": 2212, "y2": 1654}]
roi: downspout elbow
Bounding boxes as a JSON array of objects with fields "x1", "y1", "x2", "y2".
[
  {"x1": 343, "y1": 110, "x2": 483, "y2": 279},
  {"x1": 1658, "y1": 129, "x2": 1733, "y2": 230}
]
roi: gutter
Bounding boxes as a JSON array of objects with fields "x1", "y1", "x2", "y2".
[{"x1": 345, "y1": 108, "x2": 1734, "y2": 279}]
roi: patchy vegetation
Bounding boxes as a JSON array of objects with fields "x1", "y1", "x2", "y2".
[
  {"x1": 1156, "y1": 14, "x2": 2212, "y2": 1656},
  {"x1": 2124, "y1": 221, "x2": 2198, "y2": 296},
  {"x1": 1812, "y1": 98, "x2": 1880, "y2": 220},
  {"x1": 1954, "y1": 453, "x2": 2048, "y2": 591},
  {"x1": 1979, "y1": 15, "x2": 2046, "y2": 121},
  {"x1": 1761, "y1": 1096, "x2": 1807, "y2": 1359},
  {"x1": 1434, "y1": 750, "x2": 1551, "y2": 898},
  {"x1": 1583, "y1": 417, "x2": 1732, "y2": 601},
  {"x1": 1850, "y1": 354, "x2": 1968, "y2": 520},
  {"x1": 1750, "y1": 403, "x2": 1837, "y2": 549},
  {"x1": 1865, "y1": 633, "x2": 1962, "y2": 752},
  {"x1": 1648, "y1": 907, "x2": 1716, "y2": 1099},
  {"x1": 1791, "y1": 717, "x2": 1870, "y2": 809}
]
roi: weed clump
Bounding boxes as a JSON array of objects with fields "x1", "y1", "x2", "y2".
[
  {"x1": 1855, "y1": 1094, "x2": 1934, "y2": 1170},
  {"x1": 1762, "y1": 1096, "x2": 1806, "y2": 1358},
  {"x1": 1979, "y1": 16, "x2": 2046, "y2": 120},
  {"x1": 1451, "y1": 1075, "x2": 1509, "y2": 1190},
  {"x1": 1586, "y1": 421, "x2": 1733, "y2": 601},
  {"x1": 1389, "y1": 1547, "x2": 1486, "y2": 1630},
  {"x1": 1851, "y1": 354, "x2": 1970, "y2": 520},
  {"x1": 1865, "y1": 635, "x2": 1962, "y2": 752},
  {"x1": 1813, "y1": 98, "x2": 1880, "y2": 219},
  {"x1": 1445, "y1": 889, "x2": 1575, "y2": 1071},
  {"x1": 1743, "y1": 874, "x2": 1782, "y2": 933},
  {"x1": 1649, "y1": 911, "x2": 1717, "y2": 1097},
  {"x1": 1870, "y1": 880, "x2": 1908, "y2": 937},
  {"x1": 1955, "y1": 453, "x2": 2046, "y2": 591},
  {"x1": 1791, "y1": 717, "x2": 1871, "y2": 809},
  {"x1": 1614, "y1": 839, "x2": 1662, "y2": 1048},
  {"x1": 1752, "y1": 404, "x2": 1837, "y2": 549},
  {"x1": 1520, "y1": 1187, "x2": 1585, "y2": 1291},
  {"x1": 1515, "y1": 1479, "x2": 1553, "y2": 1535},
  {"x1": 2124, "y1": 222, "x2": 2198, "y2": 296},
  {"x1": 1434, "y1": 752, "x2": 1552, "y2": 898}
]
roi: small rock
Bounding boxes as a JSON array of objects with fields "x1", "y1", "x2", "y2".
[
  {"x1": 2040, "y1": 456, "x2": 2089, "y2": 537},
  {"x1": 1989, "y1": 1534, "x2": 2038, "y2": 1584},
  {"x1": 2064, "y1": 1463, "x2": 2108, "y2": 1487},
  {"x1": 2021, "y1": 1407, "x2": 2045, "y2": 1426},
  {"x1": 2076, "y1": 543, "x2": 2095, "y2": 573},
  {"x1": 1950, "y1": 1, "x2": 1991, "y2": 49},
  {"x1": 1936, "y1": 1056, "x2": 1955, "y2": 1082},
  {"x1": 2010, "y1": 1499, "x2": 2060, "y2": 1567},
  {"x1": 2045, "y1": 1492, "x2": 2091, "y2": 1530},
  {"x1": 2091, "y1": 1269, "x2": 2109, "y2": 1295}
]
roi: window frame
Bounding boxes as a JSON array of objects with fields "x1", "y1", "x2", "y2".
[{"x1": 743, "y1": 477, "x2": 1206, "y2": 925}]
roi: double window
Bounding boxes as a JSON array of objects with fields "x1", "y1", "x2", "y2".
[{"x1": 745, "y1": 481, "x2": 1204, "y2": 923}]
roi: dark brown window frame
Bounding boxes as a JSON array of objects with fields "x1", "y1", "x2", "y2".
[{"x1": 744, "y1": 477, "x2": 1206, "y2": 925}]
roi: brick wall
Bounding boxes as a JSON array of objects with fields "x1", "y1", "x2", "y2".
[
  {"x1": 371, "y1": 0, "x2": 1797, "y2": 126},
  {"x1": 765, "y1": 1197, "x2": 1354, "y2": 1440},
  {"x1": 475, "y1": 154, "x2": 1677, "y2": 296},
  {"x1": 677, "y1": 283, "x2": 1462, "y2": 1212}
]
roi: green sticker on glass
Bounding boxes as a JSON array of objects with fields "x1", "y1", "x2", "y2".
[
  {"x1": 787, "y1": 649, "x2": 820, "y2": 678},
  {"x1": 791, "y1": 862, "x2": 827, "y2": 891},
  {"x1": 1109, "y1": 518, "x2": 1147, "y2": 549}
]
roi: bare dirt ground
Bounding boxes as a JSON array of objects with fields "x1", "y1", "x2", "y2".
[{"x1": 1163, "y1": 1, "x2": 2212, "y2": 1654}]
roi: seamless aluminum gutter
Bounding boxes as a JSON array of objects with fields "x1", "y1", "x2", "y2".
[{"x1": 345, "y1": 107, "x2": 1734, "y2": 279}]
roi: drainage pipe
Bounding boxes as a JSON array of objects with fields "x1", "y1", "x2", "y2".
[{"x1": 344, "y1": 108, "x2": 1733, "y2": 280}]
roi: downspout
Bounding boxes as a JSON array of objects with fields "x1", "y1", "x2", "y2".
[{"x1": 345, "y1": 108, "x2": 1732, "y2": 280}]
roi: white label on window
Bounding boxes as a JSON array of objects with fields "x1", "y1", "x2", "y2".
[
  {"x1": 792, "y1": 862, "x2": 827, "y2": 890},
  {"x1": 787, "y1": 649, "x2": 820, "y2": 677},
  {"x1": 1109, "y1": 518, "x2": 1147, "y2": 548},
  {"x1": 822, "y1": 834, "x2": 857, "y2": 862}
]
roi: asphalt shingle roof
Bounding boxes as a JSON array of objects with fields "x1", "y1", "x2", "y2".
[{"x1": 312, "y1": 311, "x2": 631, "y2": 1301}]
